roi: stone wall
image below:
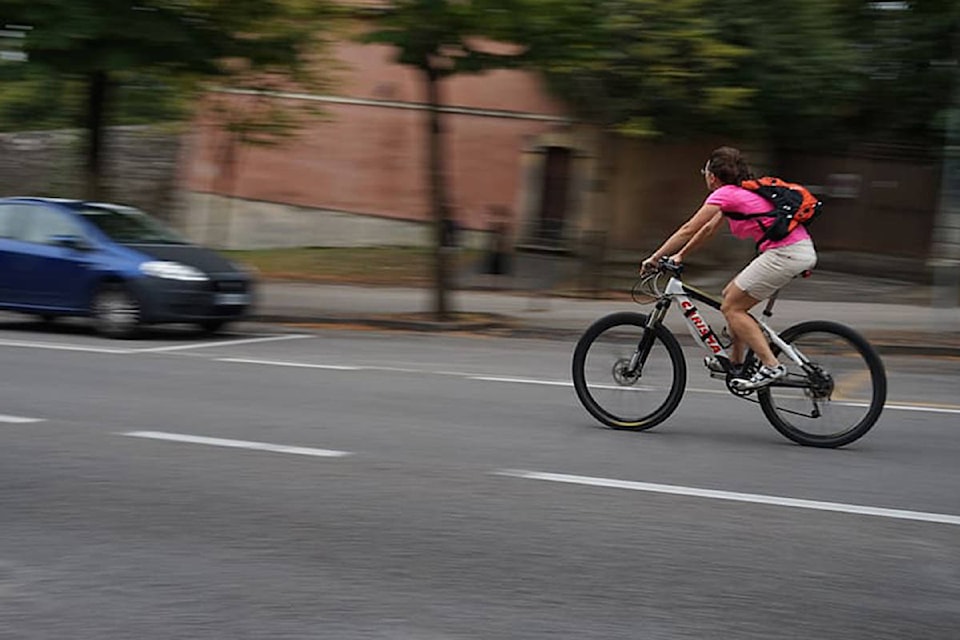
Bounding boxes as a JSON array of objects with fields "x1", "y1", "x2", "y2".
[
  {"x1": 0, "y1": 126, "x2": 183, "y2": 222},
  {"x1": 180, "y1": 192, "x2": 490, "y2": 251}
]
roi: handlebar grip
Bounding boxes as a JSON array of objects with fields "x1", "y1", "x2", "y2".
[{"x1": 658, "y1": 256, "x2": 684, "y2": 275}]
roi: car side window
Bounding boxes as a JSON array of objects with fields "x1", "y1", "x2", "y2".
[
  {"x1": 17, "y1": 204, "x2": 87, "y2": 245},
  {"x1": 0, "y1": 204, "x2": 22, "y2": 239}
]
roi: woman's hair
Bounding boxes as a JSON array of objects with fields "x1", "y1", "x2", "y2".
[{"x1": 706, "y1": 146, "x2": 754, "y2": 185}]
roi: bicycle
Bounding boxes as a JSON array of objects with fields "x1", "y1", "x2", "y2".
[{"x1": 572, "y1": 257, "x2": 887, "y2": 448}]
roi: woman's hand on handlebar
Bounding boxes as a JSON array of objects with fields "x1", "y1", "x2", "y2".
[
  {"x1": 640, "y1": 255, "x2": 685, "y2": 277},
  {"x1": 639, "y1": 255, "x2": 659, "y2": 275}
]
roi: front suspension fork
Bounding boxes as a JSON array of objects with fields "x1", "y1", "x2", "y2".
[{"x1": 627, "y1": 300, "x2": 670, "y2": 375}]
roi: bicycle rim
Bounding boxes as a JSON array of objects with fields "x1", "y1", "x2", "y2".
[
  {"x1": 760, "y1": 322, "x2": 886, "y2": 447},
  {"x1": 573, "y1": 313, "x2": 685, "y2": 430}
]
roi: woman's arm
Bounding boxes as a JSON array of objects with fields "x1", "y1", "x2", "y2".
[
  {"x1": 672, "y1": 210, "x2": 724, "y2": 263},
  {"x1": 642, "y1": 203, "x2": 722, "y2": 270}
]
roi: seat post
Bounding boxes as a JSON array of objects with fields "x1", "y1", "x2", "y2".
[{"x1": 762, "y1": 290, "x2": 779, "y2": 318}]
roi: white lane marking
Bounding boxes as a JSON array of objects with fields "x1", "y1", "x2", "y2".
[
  {"x1": 220, "y1": 357, "x2": 468, "y2": 375},
  {"x1": 472, "y1": 377, "x2": 960, "y2": 415},
  {"x1": 846, "y1": 401, "x2": 960, "y2": 416},
  {"x1": 121, "y1": 431, "x2": 351, "y2": 458},
  {"x1": 219, "y1": 357, "x2": 361, "y2": 371},
  {"x1": 0, "y1": 414, "x2": 44, "y2": 424},
  {"x1": 471, "y1": 376, "x2": 572, "y2": 387},
  {"x1": 380, "y1": 367, "x2": 479, "y2": 377},
  {"x1": 130, "y1": 334, "x2": 311, "y2": 353},
  {"x1": 211, "y1": 360, "x2": 960, "y2": 416},
  {"x1": 0, "y1": 338, "x2": 130, "y2": 354},
  {"x1": 472, "y1": 376, "x2": 659, "y2": 392},
  {"x1": 495, "y1": 470, "x2": 960, "y2": 527},
  {"x1": 0, "y1": 334, "x2": 309, "y2": 355}
]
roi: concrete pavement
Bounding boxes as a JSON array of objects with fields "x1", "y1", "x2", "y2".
[{"x1": 251, "y1": 272, "x2": 960, "y2": 356}]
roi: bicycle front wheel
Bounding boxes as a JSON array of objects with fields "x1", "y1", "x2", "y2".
[
  {"x1": 572, "y1": 312, "x2": 686, "y2": 431},
  {"x1": 759, "y1": 321, "x2": 887, "y2": 448}
]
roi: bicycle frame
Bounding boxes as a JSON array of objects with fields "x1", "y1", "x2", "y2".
[
  {"x1": 573, "y1": 263, "x2": 887, "y2": 446},
  {"x1": 642, "y1": 275, "x2": 808, "y2": 375}
]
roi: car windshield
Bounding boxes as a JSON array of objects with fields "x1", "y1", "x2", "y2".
[{"x1": 78, "y1": 205, "x2": 187, "y2": 245}]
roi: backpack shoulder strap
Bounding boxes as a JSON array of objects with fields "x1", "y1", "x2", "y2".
[{"x1": 722, "y1": 210, "x2": 773, "y2": 221}]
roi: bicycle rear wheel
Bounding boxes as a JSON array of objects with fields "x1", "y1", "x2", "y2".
[
  {"x1": 758, "y1": 321, "x2": 886, "y2": 448},
  {"x1": 572, "y1": 312, "x2": 686, "y2": 431}
]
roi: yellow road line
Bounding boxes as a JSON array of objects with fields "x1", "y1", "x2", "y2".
[{"x1": 831, "y1": 369, "x2": 872, "y2": 401}]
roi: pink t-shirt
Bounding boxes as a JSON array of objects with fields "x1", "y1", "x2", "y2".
[{"x1": 705, "y1": 184, "x2": 810, "y2": 252}]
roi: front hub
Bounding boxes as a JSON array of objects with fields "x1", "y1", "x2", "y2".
[{"x1": 612, "y1": 358, "x2": 640, "y2": 386}]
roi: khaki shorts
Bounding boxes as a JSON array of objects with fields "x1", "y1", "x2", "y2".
[{"x1": 733, "y1": 239, "x2": 817, "y2": 300}]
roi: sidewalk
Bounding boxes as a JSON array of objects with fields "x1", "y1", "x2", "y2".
[{"x1": 251, "y1": 273, "x2": 960, "y2": 356}]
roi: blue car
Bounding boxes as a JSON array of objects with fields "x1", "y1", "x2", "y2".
[{"x1": 0, "y1": 197, "x2": 255, "y2": 337}]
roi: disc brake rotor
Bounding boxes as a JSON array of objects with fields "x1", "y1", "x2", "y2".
[{"x1": 612, "y1": 358, "x2": 640, "y2": 386}]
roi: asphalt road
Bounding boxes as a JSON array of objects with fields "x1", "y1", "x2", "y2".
[{"x1": 1, "y1": 317, "x2": 959, "y2": 639}]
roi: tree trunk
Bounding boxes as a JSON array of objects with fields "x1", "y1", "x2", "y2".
[
  {"x1": 84, "y1": 70, "x2": 110, "y2": 201},
  {"x1": 584, "y1": 126, "x2": 617, "y2": 297},
  {"x1": 213, "y1": 129, "x2": 241, "y2": 249},
  {"x1": 424, "y1": 68, "x2": 452, "y2": 320}
]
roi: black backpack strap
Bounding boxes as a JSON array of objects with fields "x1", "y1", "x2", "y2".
[
  {"x1": 754, "y1": 219, "x2": 775, "y2": 253},
  {"x1": 722, "y1": 210, "x2": 775, "y2": 221},
  {"x1": 723, "y1": 210, "x2": 777, "y2": 253}
]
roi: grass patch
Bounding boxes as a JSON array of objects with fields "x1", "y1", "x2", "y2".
[{"x1": 223, "y1": 246, "x2": 482, "y2": 287}]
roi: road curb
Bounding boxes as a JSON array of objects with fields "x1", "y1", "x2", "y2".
[{"x1": 251, "y1": 313, "x2": 960, "y2": 357}]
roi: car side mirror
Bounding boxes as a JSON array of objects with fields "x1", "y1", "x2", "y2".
[{"x1": 51, "y1": 234, "x2": 92, "y2": 251}]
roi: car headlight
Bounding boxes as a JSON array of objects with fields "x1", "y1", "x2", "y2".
[{"x1": 140, "y1": 261, "x2": 209, "y2": 282}]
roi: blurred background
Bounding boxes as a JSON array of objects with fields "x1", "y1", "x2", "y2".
[
  {"x1": 2, "y1": 0, "x2": 959, "y2": 307},
  {"x1": 3, "y1": 6, "x2": 960, "y2": 638}
]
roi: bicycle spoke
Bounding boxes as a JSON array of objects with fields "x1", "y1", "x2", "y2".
[
  {"x1": 572, "y1": 312, "x2": 686, "y2": 431},
  {"x1": 760, "y1": 323, "x2": 886, "y2": 447},
  {"x1": 583, "y1": 329, "x2": 675, "y2": 421}
]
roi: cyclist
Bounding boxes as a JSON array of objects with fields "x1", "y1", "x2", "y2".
[{"x1": 640, "y1": 146, "x2": 817, "y2": 389}]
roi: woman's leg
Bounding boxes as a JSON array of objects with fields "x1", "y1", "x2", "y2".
[
  {"x1": 721, "y1": 281, "x2": 745, "y2": 365},
  {"x1": 721, "y1": 283, "x2": 779, "y2": 368},
  {"x1": 722, "y1": 241, "x2": 817, "y2": 386}
]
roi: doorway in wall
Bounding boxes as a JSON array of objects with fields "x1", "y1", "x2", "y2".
[{"x1": 536, "y1": 146, "x2": 571, "y2": 246}]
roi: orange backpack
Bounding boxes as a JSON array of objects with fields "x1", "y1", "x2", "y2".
[{"x1": 725, "y1": 177, "x2": 823, "y2": 247}]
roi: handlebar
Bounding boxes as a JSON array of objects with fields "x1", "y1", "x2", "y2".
[
  {"x1": 641, "y1": 256, "x2": 683, "y2": 277},
  {"x1": 634, "y1": 257, "x2": 682, "y2": 303},
  {"x1": 658, "y1": 256, "x2": 684, "y2": 275}
]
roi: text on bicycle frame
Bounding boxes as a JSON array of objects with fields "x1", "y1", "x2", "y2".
[{"x1": 680, "y1": 301, "x2": 723, "y2": 354}]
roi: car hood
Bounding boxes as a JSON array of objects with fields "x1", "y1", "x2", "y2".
[{"x1": 127, "y1": 244, "x2": 241, "y2": 275}]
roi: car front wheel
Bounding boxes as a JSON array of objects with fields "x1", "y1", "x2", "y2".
[
  {"x1": 197, "y1": 319, "x2": 229, "y2": 335},
  {"x1": 92, "y1": 283, "x2": 141, "y2": 339}
]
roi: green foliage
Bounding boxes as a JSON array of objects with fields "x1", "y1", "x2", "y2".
[
  {"x1": 0, "y1": 69, "x2": 187, "y2": 132},
  {"x1": 523, "y1": 0, "x2": 753, "y2": 137},
  {"x1": 359, "y1": 0, "x2": 526, "y2": 78},
  {"x1": 0, "y1": 69, "x2": 74, "y2": 131},
  {"x1": 2, "y1": 0, "x2": 340, "y2": 199},
  {"x1": 2, "y1": 0, "x2": 338, "y2": 130},
  {"x1": 201, "y1": 0, "x2": 344, "y2": 149},
  {"x1": 527, "y1": 0, "x2": 958, "y2": 151},
  {"x1": 840, "y1": 0, "x2": 960, "y2": 146},
  {"x1": 5, "y1": 1, "x2": 220, "y2": 75},
  {"x1": 111, "y1": 72, "x2": 189, "y2": 126},
  {"x1": 708, "y1": 0, "x2": 866, "y2": 149}
]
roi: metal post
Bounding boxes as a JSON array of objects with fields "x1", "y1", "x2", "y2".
[{"x1": 930, "y1": 29, "x2": 960, "y2": 308}]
